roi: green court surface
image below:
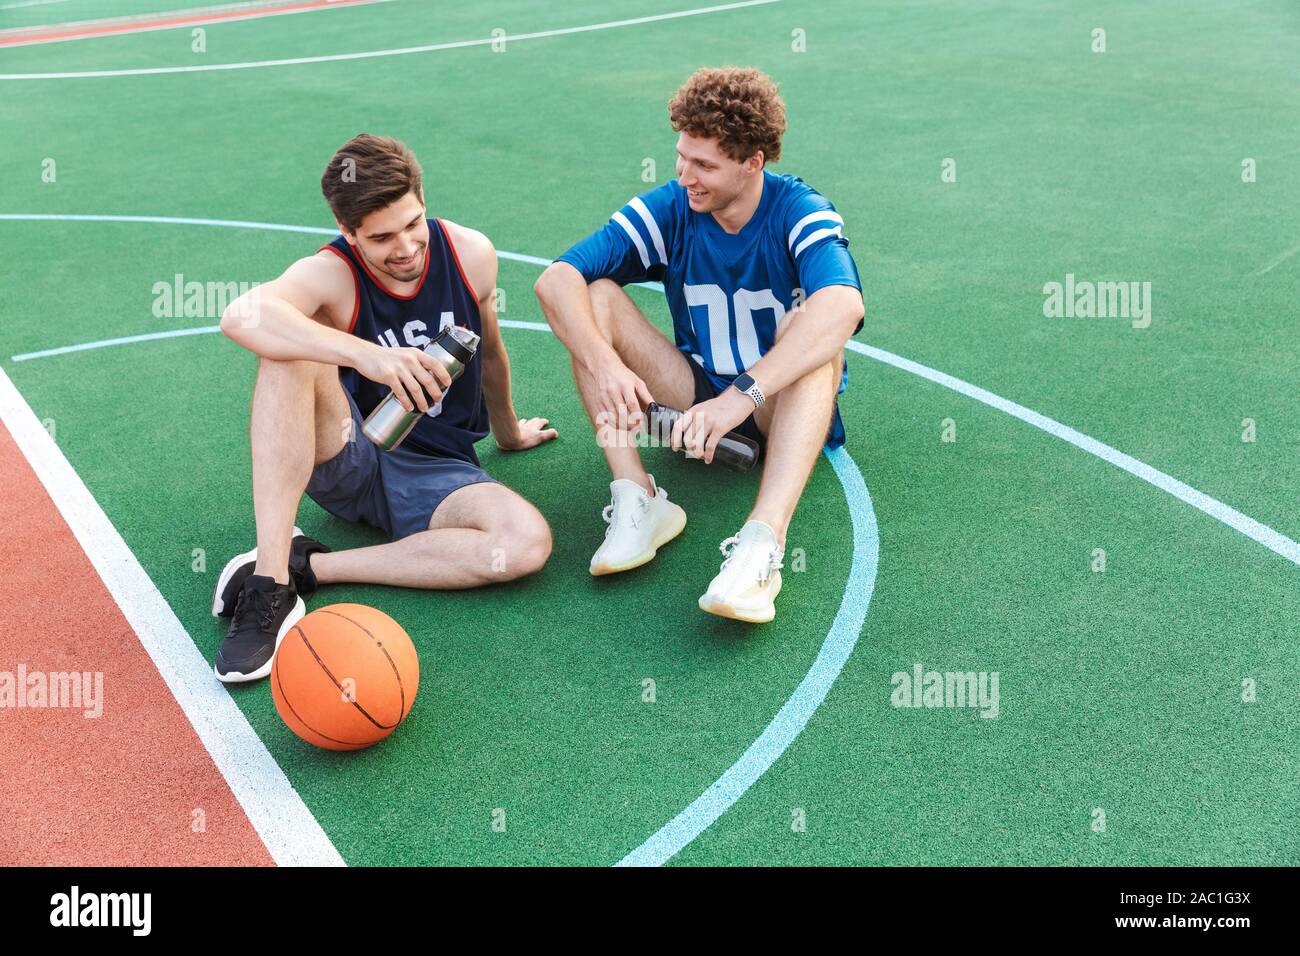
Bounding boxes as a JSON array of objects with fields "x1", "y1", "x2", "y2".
[{"x1": 1, "y1": 0, "x2": 1296, "y2": 865}]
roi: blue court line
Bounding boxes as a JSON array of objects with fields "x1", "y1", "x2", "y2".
[{"x1": 618, "y1": 444, "x2": 880, "y2": 866}]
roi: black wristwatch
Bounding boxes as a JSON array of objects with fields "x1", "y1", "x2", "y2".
[{"x1": 731, "y1": 372, "x2": 765, "y2": 409}]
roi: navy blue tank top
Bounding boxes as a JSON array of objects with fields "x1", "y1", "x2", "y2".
[{"x1": 321, "y1": 219, "x2": 489, "y2": 465}]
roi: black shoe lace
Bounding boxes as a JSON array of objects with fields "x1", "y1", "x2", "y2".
[{"x1": 232, "y1": 586, "x2": 282, "y2": 634}]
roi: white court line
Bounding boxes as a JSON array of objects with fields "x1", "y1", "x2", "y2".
[
  {"x1": 0, "y1": 0, "x2": 73, "y2": 10},
  {"x1": 619, "y1": 443, "x2": 879, "y2": 866},
  {"x1": 0, "y1": 368, "x2": 345, "y2": 867},
  {"x1": 1251, "y1": 241, "x2": 1300, "y2": 277},
  {"x1": 12, "y1": 324, "x2": 220, "y2": 361},
  {"x1": 846, "y1": 341, "x2": 1300, "y2": 568},
  {"x1": 0, "y1": 0, "x2": 782, "y2": 78}
]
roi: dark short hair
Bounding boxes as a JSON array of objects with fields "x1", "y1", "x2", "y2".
[{"x1": 320, "y1": 134, "x2": 423, "y2": 233}]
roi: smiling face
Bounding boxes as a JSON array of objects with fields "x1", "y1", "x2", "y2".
[
  {"x1": 675, "y1": 131, "x2": 763, "y2": 214},
  {"x1": 343, "y1": 190, "x2": 429, "y2": 283}
]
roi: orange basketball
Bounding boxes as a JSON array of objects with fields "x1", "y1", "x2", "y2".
[{"x1": 271, "y1": 604, "x2": 419, "y2": 751}]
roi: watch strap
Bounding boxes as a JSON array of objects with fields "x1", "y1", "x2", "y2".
[{"x1": 732, "y1": 372, "x2": 765, "y2": 408}]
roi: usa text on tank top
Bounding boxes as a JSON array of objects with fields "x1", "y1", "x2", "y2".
[{"x1": 321, "y1": 219, "x2": 490, "y2": 465}]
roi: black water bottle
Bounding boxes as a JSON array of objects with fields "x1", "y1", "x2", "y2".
[{"x1": 646, "y1": 403, "x2": 760, "y2": 473}]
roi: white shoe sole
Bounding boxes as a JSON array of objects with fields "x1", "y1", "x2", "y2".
[
  {"x1": 590, "y1": 508, "x2": 687, "y2": 576},
  {"x1": 214, "y1": 596, "x2": 305, "y2": 684},
  {"x1": 211, "y1": 526, "x2": 302, "y2": 617},
  {"x1": 699, "y1": 574, "x2": 782, "y2": 624}
]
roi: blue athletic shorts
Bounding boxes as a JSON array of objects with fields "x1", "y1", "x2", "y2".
[{"x1": 305, "y1": 389, "x2": 497, "y2": 541}]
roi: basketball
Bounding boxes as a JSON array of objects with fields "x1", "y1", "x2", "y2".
[{"x1": 271, "y1": 604, "x2": 419, "y2": 751}]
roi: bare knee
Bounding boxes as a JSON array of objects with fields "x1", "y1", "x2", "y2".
[
  {"x1": 256, "y1": 356, "x2": 334, "y2": 389},
  {"x1": 758, "y1": 348, "x2": 839, "y2": 438},
  {"x1": 489, "y1": 511, "x2": 553, "y2": 581},
  {"x1": 515, "y1": 514, "x2": 553, "y2": 578},
  {"x1": 473, "y1": 502, "x2": 553, "y2": 582},
  {"x1": 258, "y1": 355, "x2": 310, "y2": 375},
  {"x1": 252, "y1": 358, "x2": 318, "y2": 424}
]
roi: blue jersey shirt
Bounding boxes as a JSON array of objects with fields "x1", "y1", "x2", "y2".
[
  {"x1": 557, "y1": 170, "x2": 862, "y2": 447},
  {"x1": 322, "y1": 219, "x2": 490, "y2": 465}
]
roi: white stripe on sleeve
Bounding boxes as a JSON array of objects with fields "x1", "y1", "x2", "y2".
[
  {"x1": 793, "y1": 225, "x2": 843, "y2": 259},
  {"x1": 787, "y1": 210, "x2": 844, "y2": 252},
  {"x1": 628, "y1": 197, "x2": 667, "y2": 265},
  {"x1": 612, "y1": 211, "x2": 651, "y2": 270}
]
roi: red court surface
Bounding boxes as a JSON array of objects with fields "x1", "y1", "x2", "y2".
[{"x1": 0, "y1": 421, "x2": 271, "y2": 866}]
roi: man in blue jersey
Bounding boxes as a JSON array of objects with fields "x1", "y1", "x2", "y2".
[
  {"x1": 210, "y1": 134, "x2": 557, "y2": 683},
  {"x1": 535, "y1": 68, "x2": 865, "y2": 624}
]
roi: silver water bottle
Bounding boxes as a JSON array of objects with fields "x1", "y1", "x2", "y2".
[{"x1": 361, "y1": 325, "x2": 480, "y2": 451}]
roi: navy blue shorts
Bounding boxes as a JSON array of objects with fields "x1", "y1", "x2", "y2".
[
  {"x1": 686, "y1": 358, "x2": 768, "y2": 453},
  {"x1": 305, "y1": 389, "x2": 496, "y2": 541}
]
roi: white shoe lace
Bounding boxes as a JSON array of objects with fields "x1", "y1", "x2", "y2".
[
  {"x1": 718, "y1": 534, "x2": 784, "y2": 585},
  {"x1": 602, "y1": 492, "x2": 653, "y2": 538}
]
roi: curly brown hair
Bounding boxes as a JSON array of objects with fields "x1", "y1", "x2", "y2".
[
  {"x1": 320, "y1": 134, "x2": 424, "y2": 233},
  {"x1": 668, "y1": 67, "x2": 786, "y2": 164}
]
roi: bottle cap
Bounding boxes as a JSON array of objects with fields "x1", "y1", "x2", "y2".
[{"x1": 434, "y1": 325, "x2": 479, "y2": 364}]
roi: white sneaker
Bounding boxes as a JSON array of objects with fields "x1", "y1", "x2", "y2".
[
  {"x1": 698, "y1": 520, "x2": 784, "y2": 623},
  {"x1": 589, "y1": 475, "x2": 686, "y2": 575}
]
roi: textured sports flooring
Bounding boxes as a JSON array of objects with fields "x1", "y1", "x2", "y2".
[{"x1": 0, "y1": 0, "x2": 1296, "y2": 866}]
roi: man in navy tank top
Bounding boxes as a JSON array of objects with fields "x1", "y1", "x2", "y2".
[{"x1": 210, "y1": 134, "x2": 558, "y2": 684}]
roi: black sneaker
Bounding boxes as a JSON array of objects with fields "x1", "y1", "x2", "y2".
[
  {"x1": 212, "y1": 526, "x2": 330, "y2": 618},
  {"x1": 214, "y1": 574, "x2": 305, "y2": 683}
]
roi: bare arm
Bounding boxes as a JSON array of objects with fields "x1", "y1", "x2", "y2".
[
  {"x1": 534, "y1": 260, "x2": 653, "y2": 427},
  {"x1": 743, "y1": 284, "x2": 865, "y2": 398},
  {"x1": 220, "y1": 253, "x2": 364, "y2": 365},
  {"x1": 219, "y1": 251, "x2": 450, "y2": 412},
  {"x1": 533, "y1": 261, "x2": 622, "y2": 374}
]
